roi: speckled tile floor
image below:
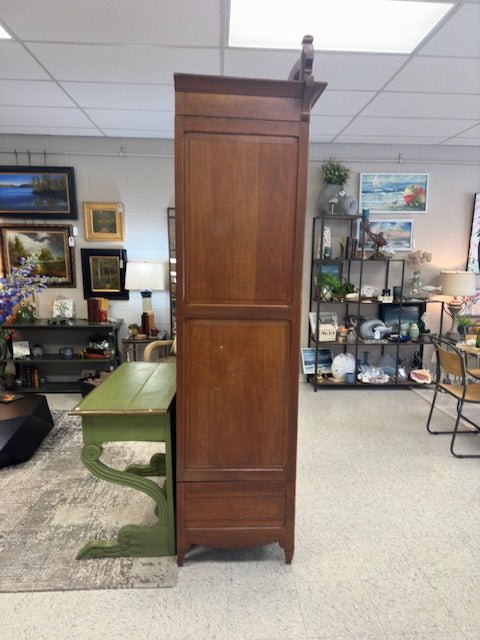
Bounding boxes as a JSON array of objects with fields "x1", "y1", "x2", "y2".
[{"x1": 1, "y1": 385, "x2": 479, "y2": 640}]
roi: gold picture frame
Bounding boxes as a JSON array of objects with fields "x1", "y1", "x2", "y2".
[{"x1": 83, "y1": 202, "x2": 124, "y2": 242}]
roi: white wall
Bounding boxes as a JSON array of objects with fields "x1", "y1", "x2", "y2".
[{"x1": 1, "y1": 134, "x2": 479, "y2": 346}]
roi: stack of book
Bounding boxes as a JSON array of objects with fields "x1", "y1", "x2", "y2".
[
  {"x1": 87, "y1": 298, "x2": 109, "y2": 322},
  {"x1": 21, "y1": 366, "x2": 40, "y2": 388}
]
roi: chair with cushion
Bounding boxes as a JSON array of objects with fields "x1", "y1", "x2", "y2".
[
  {"x1": 427, "y1": 335, "x2": 480, "y2": 458},
  {"x1": 143, "y1": 337, "x2": 176, "y2": 362}
]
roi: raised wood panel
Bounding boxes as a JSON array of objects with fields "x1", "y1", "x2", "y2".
[
  {"x1": 182, "y1": 319, "x2": 290, "y2": 471},
  {"x1": 184, "y1": 132, "x2": 298, "y2": 305},
  {"x1": 182, "y1": 482, "x2": 287, "y2": 528}
]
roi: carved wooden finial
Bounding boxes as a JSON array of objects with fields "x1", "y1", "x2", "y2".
[{"x1": 288, "y1": 35, "x2": 314, "y2": 82}]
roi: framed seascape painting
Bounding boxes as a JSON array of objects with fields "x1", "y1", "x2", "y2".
[
  {"x1": 301, "y1": 348, "x2": 333, "y2": 375},
  {"x1": 0, "y1": 166, "x2": 77, "y2": 219},
  {"x1": 83, "y1": 202, "x2": 124, "y2": 241},
  {"x1": 80, "y1": 248, "x2": 128, "y2": 300},
  {"x1": 362, "y1": 219, "x2": 414, "y2": 252},
  {"x1": 359, "y1": 173, "x2": 429, "y2": 214},
  {"x1": 0, "y1": 225, "x2": 75, "y2": 286},
  {"x1": 466, "y1": 193, "x2": 480, "y2": 274}
]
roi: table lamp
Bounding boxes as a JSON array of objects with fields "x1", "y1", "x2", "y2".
[
  {"x1": 125, "y1": 261, "x2": 166, "y2": 329},
  {"x1": 439, "y1": 270, "x2": 477, "y2": 341}
]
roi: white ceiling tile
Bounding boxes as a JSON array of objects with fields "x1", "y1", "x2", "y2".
[
  {"x1": 0, "y1": 80, "x2": 77, "y2": 107},
  {"x1": 386, "y1": 57, "x2": 480, "y2": 94},
  {"x1": 343, "y1": 115, "x2": 475, "y2": 137},
  {"x1": 363, "y1": 92, "x2": 480, "y2": 120},
  {"x1": 442, "y1": 137, "x2": 480, "y2": 146},
  {"x1": 310, "y1": 115, "x2": 354, "y2": 135},
  {"x1": 312, "y1": 52, "x2": 408, "y2": 91},
  {"x1": 0, "y1": 125, "x2": 102, "y2": 136},
  {"x1": 60, "y1": 82, "x2": 174, "y2": 110},
  {"x1": 314, "y1": 90, "x2": 376, "y2": 116},
  {"x1": 0, "y1": 42, "x2": 49, "y2": 79},
  {"x1": 27, "y1": 44, "x2": 221, "y2": 83},
  {"x1": 0, "y1": 105, "x2": 96, "y2": 127},
  {"x1": 223, "y1": 49, "x2": 300, "y2": 80},
  {"x1": 98, "y1": 129, "x2": 172, "y2": 138},
  {"x1": 335, "y1": 134, "x2": 448, "y2": 145},
  {"x1": 85, "y1": 109, "x2": 174, "y2": 130},
  {"x1": 420, "y1": 4, "x2": 480, "y2": 57},
  {"x1": 1, "y1": 0, "x2": 221, "y2": 46}
]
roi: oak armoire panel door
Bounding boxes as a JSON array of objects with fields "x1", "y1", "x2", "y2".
[{"x1": 174, "y1": 39, "x2": 326, "y2": 565}]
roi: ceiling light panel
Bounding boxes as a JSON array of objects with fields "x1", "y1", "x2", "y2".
[{"x1": 229, "y1": 0, "x2": 454, "y2": 54}]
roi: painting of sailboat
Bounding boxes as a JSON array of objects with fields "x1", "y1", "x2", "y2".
[{"x1": 359, "y1": 173, "x2": 429, "y2": 214}]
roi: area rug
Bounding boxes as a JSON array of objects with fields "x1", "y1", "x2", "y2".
[{"x1": 0, "y1": 410, "x2": 177, "y2": 592}]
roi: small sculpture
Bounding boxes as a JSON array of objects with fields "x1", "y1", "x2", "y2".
[{"x1": 364, "y1": 220, "x2": 387, "y2": 260}]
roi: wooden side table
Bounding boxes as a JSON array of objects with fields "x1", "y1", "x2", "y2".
[{"x1": 70, "y1": 362, "x2": 176, "y2": 559}]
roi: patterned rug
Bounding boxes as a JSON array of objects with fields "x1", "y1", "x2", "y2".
[{"x1": 0, "y1": 410, "x2": 177, "y2": 592}]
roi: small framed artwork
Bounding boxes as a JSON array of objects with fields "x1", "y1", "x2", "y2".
[
  {"x1": 0, "y1": 166, "x2": 77, "y2": 218},
  {"x1": 359, "y1": 173, "x2": 429, "y2": 214},
  {"x1": 362, "y1": 219, "x2": 414, "y2": 252},
  {"x1": 52, "y1": 296, "x2": 75, "y2": 318},
  {"x1": 309, "y1": 311, "x2": 338, "y2": 336},
  {"x1": 301, "y1": 347, "x2": 333, "y2": 375},
  {"x1": 379, "y1": 302, "x2": 426, "y2": 331},
  {"x1": 12, "y1": 341, "x2": 31, "y2": 358},
  {"x1": 83, "y1": 202, "x2": 124, "y2": 242},
  {"x1": 0, "y1": 225, "x2": 75, "y2": 286},
  {"x1": 80, "y1": 248, "x2": 128, "y2": 300},
  {"x1": 466, "y1": 193, "x2": 480, "y2": 274}
]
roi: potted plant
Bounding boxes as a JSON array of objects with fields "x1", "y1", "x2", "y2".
[
  {"x1": 320, "y1": 158, "x2": 352, "y2": 214},
  {"x1": 321, "y1": 157, "x2": 351, "y2": 188},
  {"x1": 457, "y1": 315, "x2": 472, "y2": 337},
  {"x1": 128, "y1": 323, "x2": 140, "y2": 337}
]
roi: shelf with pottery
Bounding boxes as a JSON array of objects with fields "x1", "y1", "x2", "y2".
[
  {"x1": 308, "y1": 213, "x2": 438, "y2": 389},
  {"x1": 1, "y1": 318, "x2": 123, "y2": 394}
]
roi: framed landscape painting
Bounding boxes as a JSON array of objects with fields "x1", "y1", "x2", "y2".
[
  {"x1": 359, "y1": 173, "x2": 428, "y2": 214},
  {"x1": 81, "y1": 248, "x2": 128, "y2": 300},
  {"x1": 83, "y1": 202, "x2": 124, "y2": 241},
  {"x1": 0, "y1": 225, "x2": 75, "y2": 286},
  {"x1": 0, "y1": 166, "x2": 77, "y2": 218}
]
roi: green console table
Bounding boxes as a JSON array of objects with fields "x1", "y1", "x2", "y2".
[{"x1": 70, "y1": 361, "x2": 176, "y2": 559}]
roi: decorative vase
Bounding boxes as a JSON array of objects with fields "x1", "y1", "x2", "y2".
[
  {"x1": 15, "y1": 304, "x2": 35, "y2": 323},
  {"x1": 408, "y1": 323, "x2": 420, "y2": 340},
  {"x1": 406, "y1": 271, "x2": 422, "y2": 299}
]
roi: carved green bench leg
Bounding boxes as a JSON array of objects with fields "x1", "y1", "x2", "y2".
[
  {"x1": 77, "y1": 444, "x2": 175, "y2": 559},
  {"x1": 125, "y1": 452, "x2": 166, "y2": 476}
]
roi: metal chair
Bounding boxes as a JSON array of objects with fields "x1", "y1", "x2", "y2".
[
  {"x1": 143, "y1": 338, "x2": 176, "y2": 362},
  {"x1": 427, "y1": 335, "x2": 480, "y2": 458}
]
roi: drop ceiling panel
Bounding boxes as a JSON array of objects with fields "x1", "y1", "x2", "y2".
[
  {"x1": 310, "y1": 115, "x2": 355, "y2": 135},
  {"x1": 60, "y1": 82, "x2": 174, "y2": 110},
  {"x1": 1, "y1": 0, "x2": 221, "y2": 46},
  {"x1": 363, "y1": 92, "x2": 480, "y2": 120},
  {"x1": 0, "y1": 125, "x2": 103, "y2": 136},
  {"x1": 0, "y1": 80, "x2": 77, "y2": 107},
  {"x1": 0, "y1": 43, "x2": 49, "y2": 79},
  {"x1": 386, "y1": 57, "x2": 480, "y2": 93},
  {"x1": 27, "y1": 43, "x2": 221, "y2": 83},
  {"x1": 85, "y1": 108, "x2": 174, "y2": 131},
  {"x1": 343, "y1": 115, "x2": 474, "y2": 138},
  {"x1": 336, "y1": 134, "x2": 448, "y2": 145},
  {"x1": 312, "y1": 90, "x2": 376, "y2": 116},
  {"x1": 311, "y1": 53, "x2": 408, "y2": 91},
  {"x1": 420, "y1": 4, "x2": 480, "y2": 57},
  {"x1": 0, "y1": 105, "x2": 96, "y2": 127}
]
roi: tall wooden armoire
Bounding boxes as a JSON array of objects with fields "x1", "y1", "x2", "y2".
[{"x1": 174, "y1": 38, "x2": 326, "y2": 566}]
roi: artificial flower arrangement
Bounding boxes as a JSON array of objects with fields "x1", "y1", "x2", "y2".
[
  {"x1": 406, "y1": 249, "x2": 432, "y2": 272},
  {"x1": 0, "y1": 254, "x2": 49, "y2": 345}
]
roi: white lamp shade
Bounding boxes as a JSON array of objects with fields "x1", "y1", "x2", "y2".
[
  {"x1": 439, "y1": 271, "x2": 476, "y2": 298},
  {"x1": 125, "y1": 261, "x2": 166, "y2": 291}
]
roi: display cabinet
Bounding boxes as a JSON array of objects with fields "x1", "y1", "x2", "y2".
[{"x1": 2, "y1": 319, "x2": 123, "y2": 393}]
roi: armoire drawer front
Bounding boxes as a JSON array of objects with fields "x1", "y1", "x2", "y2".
[{"x1": 180, "y1": 482, "x2": 288, "y2": 528}]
